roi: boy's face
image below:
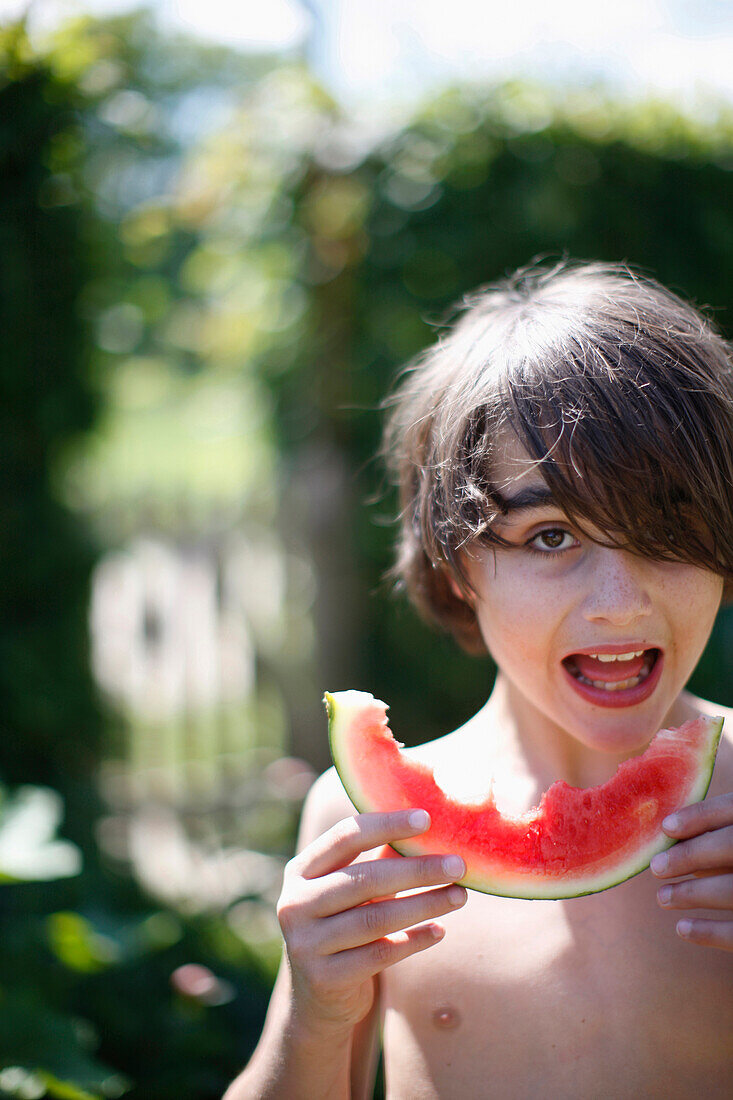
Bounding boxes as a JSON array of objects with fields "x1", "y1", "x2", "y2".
[{"x1": 462, "y1": 430, "x2": 724, "y2": 758}]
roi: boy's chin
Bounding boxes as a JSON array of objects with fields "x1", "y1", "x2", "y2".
[
  {"x1": 576, "y1": 725, "x2": 657, "y2": 756},
  {"x1": 563, "y1": 706, "x2": 668, "y2": 758}
]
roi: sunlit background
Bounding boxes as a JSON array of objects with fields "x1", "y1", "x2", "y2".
[
  {"x1": 9, "y1": 0, "x2": 733, "y2": 106},
  {"x1": 2, "y1": 2, "x2": 733, "y2": 1096}
]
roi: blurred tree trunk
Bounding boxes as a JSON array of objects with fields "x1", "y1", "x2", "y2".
[
  {"x1": 283, "y1": 438, "x2": 362, "y2": 774},
  {"x1": 278, "y1": 226, "x2": 365, "y2": 774}
]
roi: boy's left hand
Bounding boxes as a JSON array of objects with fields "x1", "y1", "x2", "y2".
[{"x1": 652, "y1": 793, "x2": 733, "y2": 951}]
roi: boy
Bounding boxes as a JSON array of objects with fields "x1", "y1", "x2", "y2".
[{"x1": 225, "y1": 261, "x2": 733, "y2": 1098}]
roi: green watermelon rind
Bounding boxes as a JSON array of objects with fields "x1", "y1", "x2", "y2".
[{"x1": 325, "y1": 689, "x2": 724, "y2": 901}]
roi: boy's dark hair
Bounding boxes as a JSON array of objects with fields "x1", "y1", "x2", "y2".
[{"x1": 382, "y1": 259, "x2": 733, "y2": 654}]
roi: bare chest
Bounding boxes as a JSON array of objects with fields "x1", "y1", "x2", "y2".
[{"x1": 379, "y1": 870, "x2": 733, "y2": 1099}]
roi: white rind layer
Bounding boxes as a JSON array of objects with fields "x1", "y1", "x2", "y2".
[{"x1": 324, "y1": 690, "x2": 724, "y2": 901}]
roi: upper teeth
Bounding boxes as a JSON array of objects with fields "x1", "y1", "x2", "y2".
[{"x1": 589, "y1": 650, "x2": 645, "y2": 662}]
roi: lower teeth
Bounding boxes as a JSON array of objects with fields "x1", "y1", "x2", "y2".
[
  {"x1": 575, "y1": 654, "x2": 654, "y2": 692},
  {"x1": 576, "y1": 674, "x2": 642, "y2": 691}
]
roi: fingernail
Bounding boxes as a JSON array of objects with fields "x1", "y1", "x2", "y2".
[
  {"x1": 657, "y1": 886, "x2": 672, "y2": 905},
  {"x1": 447, "y1": 884, "x2": 467, "y2": 905},
  {"x1": 677, "y1": 919, "x2": 693, "y2": 938},
  {"x1": 650, "y1": 853, "x2": 668, "y2": 874},
  {"x1": 409, "y1": 809, "x2": 430, "y2": 830},
  {"x1": 443, "y1": 855, "x2": 465, "y2": 878},
  {"x1": 663, "y1": 814, "x2": 680, "y2": 832}
]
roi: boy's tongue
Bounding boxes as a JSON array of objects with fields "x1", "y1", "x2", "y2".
[{"x1": 571, "y1": 652, "x2": 647, "y2": 682}]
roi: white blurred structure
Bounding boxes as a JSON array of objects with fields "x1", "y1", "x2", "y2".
[
  {"x1": 90, "y1": 536, "x2": 255, "y2": 722},
  {"x1": 88, "y1": 527, "x2": 301, "y2": 801},
  {"x1": 89, "y1": 531, "x2": 317, "y2": 910}
]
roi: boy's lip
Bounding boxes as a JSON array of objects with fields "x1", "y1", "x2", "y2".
[{"x1": 562, "y1": 642, "x2": 661, "y2": 659}]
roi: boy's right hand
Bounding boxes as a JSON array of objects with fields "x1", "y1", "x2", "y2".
[{"x1": 276, "y1": 808, "x2": 467, "y2": 1039}]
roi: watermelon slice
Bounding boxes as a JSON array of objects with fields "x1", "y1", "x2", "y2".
[{"x1": 325, "y1": 690, "x2": 723, "y2": 900}]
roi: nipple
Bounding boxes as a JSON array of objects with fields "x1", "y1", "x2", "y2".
[{"x1": 432, "y1": 1004, "x2": 461, "y2": 1030}]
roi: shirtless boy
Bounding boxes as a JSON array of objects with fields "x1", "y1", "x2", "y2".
[{"x1": 225, "y1": 261, "x2": 733, "y2": 1098}]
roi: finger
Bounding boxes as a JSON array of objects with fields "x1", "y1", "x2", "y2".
[
  {"x1": 297, "y1": 810, "x2": 431, "y2": 879},
  {"x1": 650, "y1": 825, "x2": 733, "y2": 879},
  {"x1": 328, "y1": 920, "x2": 447, "y2": 983},
  {"x1": 675, "y1": 917, "x2": 733, "y2": 951},
  {"x1": 662, "y1": 793, "x2": 733, "y2": 840},
  {"x1": 657, "y1": 872, "x2": 733, "y2": 911},
  {"x1": 309, "y1": 853, "x2": 466, "y2": 918},
  {"x1": 692, "y1": 867, "x2": 733, "y2": 878},
  {"x1": 318, "y1": 883, "x2": 467, "y2": 953}
]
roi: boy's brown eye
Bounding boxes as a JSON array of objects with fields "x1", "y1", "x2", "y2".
[
  {"x1": 539, "y1": 529, "x2": 566, "y2": 549},
  {"x1": 524, "y1": 527, "x2": 577, "y2": 554}
]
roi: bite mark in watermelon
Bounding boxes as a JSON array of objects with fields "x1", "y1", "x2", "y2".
[{"x1": 325, "y1": 690, "x2": 723, "y2": 900}]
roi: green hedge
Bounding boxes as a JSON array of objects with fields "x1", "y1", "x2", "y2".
[{"x1": 0, "y1": 59, "x2": 102, "y2": 803}]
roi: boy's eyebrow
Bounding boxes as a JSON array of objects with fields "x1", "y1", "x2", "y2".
[{"x1": 493, "y1": 486, "x2": 558, "y2": 515}]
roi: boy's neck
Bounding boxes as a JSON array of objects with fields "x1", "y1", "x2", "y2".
[{"x1": 482, "y1": 672, "x2": 701, "y2": 791}]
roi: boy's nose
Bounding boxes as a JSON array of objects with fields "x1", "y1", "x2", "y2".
[{"x1": 582, "y1": 548, "x2": 653, "y2": 626}]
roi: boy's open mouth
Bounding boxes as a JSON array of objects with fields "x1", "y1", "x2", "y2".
[
  {"x1": 561, "y1": 648, "x2": 663, "y2": 708},
  {"x1": 562, "y1": 648, "x2": 660, "y2": 691}
]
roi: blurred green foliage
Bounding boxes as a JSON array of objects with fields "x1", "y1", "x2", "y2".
[
  {"x1": 4, "y1": 5, "x2": 733, "y2": 1097},
  {"x1": 46, "y1": 9, "x2": 286, "y2": 531},
  {"x1": 0, "y1": 860, "x2": 273, "y2": 1098},
  {"x1": 0, "y1": 37, "x2": 102, "y2": 805},
  {"x1": 0, "y1": 19, "x2": 276, "y2": 1099},
  {"x1": 0, "y1": 785, "x2": 81, "y2": 884}
]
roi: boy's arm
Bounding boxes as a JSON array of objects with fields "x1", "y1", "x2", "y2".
[
  {"x1": 350, "y1": 987, "x2": 381, "y2": 1100},
  {"x1": 224, "y1": 956, "x2": 376, "y2": 1099},
  {"x1": 223, "y1": 769, "x2": 382, "y2": 1099}
]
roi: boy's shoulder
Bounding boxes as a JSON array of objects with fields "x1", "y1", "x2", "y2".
[
  {"x1": 683, "y1": 690, "x2": 733, "y2": 741},
  {"x1": 677, "y1": 690, "x2": 733, "y2": 796},
  {"x1": 297, "y1": 765, "x2": 358, "y2": 849},
  {"x1": 306, "y1": 764, "x2": 356, "y2": 813}
]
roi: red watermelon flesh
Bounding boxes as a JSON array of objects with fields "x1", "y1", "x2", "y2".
[{"x1": 325, "y1": 690, "x2": 723, "y2": 900}]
